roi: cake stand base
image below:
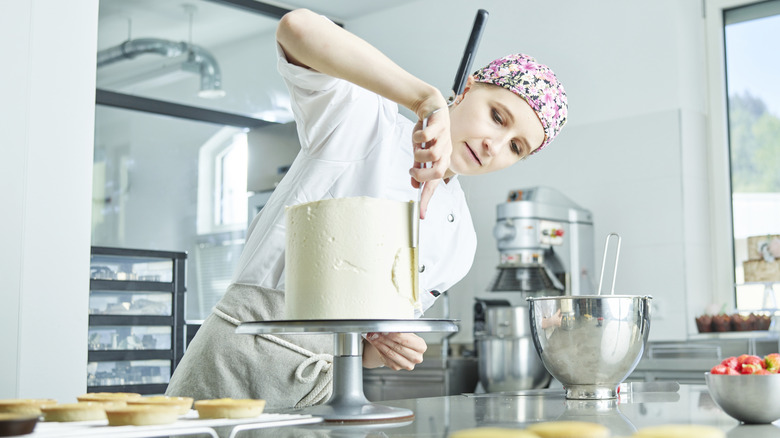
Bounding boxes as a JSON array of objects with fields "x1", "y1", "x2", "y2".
[
  {"x1": 297, "y1": 354, "x2": 413, "y2": 422},
  {"x1": 236, "y1": 319, "x2": 458, "y2": 423}
]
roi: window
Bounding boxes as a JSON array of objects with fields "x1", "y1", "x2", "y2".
[
  {"x1": 723, "y1": 1, "x2": 780, "y2": 308},
  {"x1": 217, "y1": 133, "x2": 248, "y2": 227},
  {"x1": 196, "y1": 127, "x2": 248, "y2": 234}
]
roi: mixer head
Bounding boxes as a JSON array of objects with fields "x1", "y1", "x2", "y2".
[{"x1": 488, "y1": 263, "x2": 564, "y2": 294}]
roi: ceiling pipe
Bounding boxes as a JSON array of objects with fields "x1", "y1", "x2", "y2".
[{"x1": 97, "y1": 38, "x2": 225, "y2": 98}]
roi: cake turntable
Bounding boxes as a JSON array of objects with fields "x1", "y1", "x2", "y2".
[{"x1": 236, "y1": 319, "x2": 458, "y2": 423}]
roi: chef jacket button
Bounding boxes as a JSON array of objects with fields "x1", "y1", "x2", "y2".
[
  {"x1": 447, "y1": 214, "x2": 455, "y2": 222},
  {"x1": 419, "y1": 265, "x2": 425, "y2": 273}
]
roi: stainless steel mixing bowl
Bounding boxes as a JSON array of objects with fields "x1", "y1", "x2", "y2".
[
  {"x1": 527, "y1": 295, "x2": 652, "y2": 399},
  {"x1": 476, "y1": 336, "x2": 552, "y2": 392},
  {"x1": 705, "y1": 372, "x2": 780, "y2": 423},
  {"x1": 476, "y1": 305, "x2": 551, "y2": 392}
]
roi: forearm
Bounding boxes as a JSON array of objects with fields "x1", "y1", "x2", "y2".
[{"x1": 276, "y1": 9, "x2": 446, "y2": 119}]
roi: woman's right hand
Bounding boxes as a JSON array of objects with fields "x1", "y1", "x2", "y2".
[{"x1": 411, "y1": 97, "x2": 451, "y2": 219}]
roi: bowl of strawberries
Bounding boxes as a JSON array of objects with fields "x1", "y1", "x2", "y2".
[{"x1": 705, "y1": 353, "x2": 780, "y2": 423}]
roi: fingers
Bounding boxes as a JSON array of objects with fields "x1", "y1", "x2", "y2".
[
  {"x1": 361, "y1": 341, "x2": 385, "y2": 369},
  {"x1": 418, "y1": 179, "x2": 439, "y2": 219},
  {"x1": 364, "y1": 332, "x2": 427, "y2": 371},
  {"x1": 409, "y1": 109, "x2": 452, "y2": 208}
]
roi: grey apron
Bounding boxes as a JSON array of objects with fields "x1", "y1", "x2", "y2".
[{"x1": 166, "y1": 283, "x2": 334, "y2": 409}]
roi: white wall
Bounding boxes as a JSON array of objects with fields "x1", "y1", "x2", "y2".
[
  {"x1": 347, "y1": 0, "x2": 715, "y2": 342},
  {"x1": 0, "y1": 0, "x2": 98, "y2": 400},
  {"x1": 247, "y1": 122, "x2": 301, "y2": 193}
]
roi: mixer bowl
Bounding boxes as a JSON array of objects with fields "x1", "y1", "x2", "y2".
[
  {"x1": 476, "y1": 305, "x2": 551, "y2": 392},
  {"x1": 476, "y1": 336, "x2": 552, "y2": 392},
  {"x1": 527, "y1": 295, "x2": 652, "y2": 399}
]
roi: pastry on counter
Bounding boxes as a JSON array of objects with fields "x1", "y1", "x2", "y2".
[
  {"x1": 127, "y1": 396, "x2": 193, "y2": 416},
  {"x1": 695, "y1": 314, "x2": 713, "y2": 332},
  {"x1": 76, "y1": 392, "x2": 141, "y2": 408},
  {"x1": 711, "y1": 314, "x2": 732, "y2": 332},
  {"x1": 41, "y1": 402, "x2": 106, "y2": 422},
  {"x1": 449, "y1": 427, "x2": 539, "y2": 437},
  {"x1": 696, "y1": 312, "x2": 772, "y2": 332},
  {"x1": 731, "y1": 313, "x2": 753, "y2": 331},
  {"x1": 0, "y1": 413, "x2": 39, "y2": 437},
  {"x1": 632, "y1": 424, "x2": 725, "y2": 438},
  {"x1": 194, "y1": 398, "x2": 265, "y2": 419},
  {"x1": 105, "y1": 405, "x2": 179, "y2": 426},
  {"x1": 0, "y1": 399, "x2": 57, "y2": 416},
  {"x1": 527, "y1": 420, "x2": 610, "y2": 438}
]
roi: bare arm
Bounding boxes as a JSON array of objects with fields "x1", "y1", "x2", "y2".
[{"x1": 276, "y1": 9, "x2": 450, "y2": 216}]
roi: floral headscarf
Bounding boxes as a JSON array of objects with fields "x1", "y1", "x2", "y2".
[{"x1": 473, "y1": 54, "x2": 568, "y2": 154}]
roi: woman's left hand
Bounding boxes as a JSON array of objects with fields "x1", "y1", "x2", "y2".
[{"x1": 362, "y1": 332, "x2": 427, "y2": 370}]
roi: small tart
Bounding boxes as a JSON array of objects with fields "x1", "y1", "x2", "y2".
[
  {"x1": 127, "y1": 396, "x2": 194, "y2": 416},
  {"x1": 0, "y1": 413, "x2": 39, "y2": 420},
  {"x1": 41, "y1": 402, "x2": 106, "y2": 422},
  {"x1": 77, "y1": 392, "x2": 141, "y2": 403},
  {"x1": 194, "y1": 398, "x2": 266, "y2": 419},
  {"x1": 527, "y1": 421, "x2": 610, "y2": 438},
  {"x1": 0, "y1": 399, "x2": 57, "y2": 415},
  {"x1": 632, "y1": 424, "x2": 725, "y2": 438},
  {"x1": 450, "y1": 427, "x2": 541, "y2": 437},
  {"x1": 105, "y1": 405, "x2": 179, "y2": 426},
  {"x1": 0, "y1": 413, "x2": 39, "y2": 437}
]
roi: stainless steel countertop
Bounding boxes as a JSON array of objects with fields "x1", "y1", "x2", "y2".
[{"x1": 249, "y1": 384, "x2": 780, "y2": 437}]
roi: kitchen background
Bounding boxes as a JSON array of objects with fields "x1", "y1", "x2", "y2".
[{"x1": 2, "y1": 0, "x2": 778, "y2": 402}]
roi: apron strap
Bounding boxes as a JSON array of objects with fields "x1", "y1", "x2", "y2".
[{"x1": 213, "y1": 308, "x2": 334, "y2": 408}]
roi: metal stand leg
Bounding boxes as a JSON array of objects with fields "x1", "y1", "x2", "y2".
[{"x1": 298, "y1": 332, "x2": 414, "y2": 422}]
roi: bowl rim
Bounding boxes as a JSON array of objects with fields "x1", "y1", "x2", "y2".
[
  {"x1": 705, "y1": 371, "x2": 780, "y2": 377},
  {"x1": 526, "y1": 295, "x2": 653, "y2": 302}
]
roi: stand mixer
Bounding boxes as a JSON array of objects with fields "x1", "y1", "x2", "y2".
[
  {"x1": 475, "y1": 186, "x2": 595, "y2": 392},
  {"x1": 487, "y1": 186, "x2": 595, "y2": 298}
]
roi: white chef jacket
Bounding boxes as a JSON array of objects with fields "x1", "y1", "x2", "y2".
[{"x1": 216, "y1": 43, "x2": 477, "y2": 321}]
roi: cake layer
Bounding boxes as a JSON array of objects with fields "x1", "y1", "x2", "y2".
[
  {"x1": 747, "y1": 235, "x2": 780, "y2": 261},
  {"x1": 285, "y1": 197, "x2": 420, "y2": 320},
  {"x1": 743, "y1": 259, "x2": 780, "y2": 282}
]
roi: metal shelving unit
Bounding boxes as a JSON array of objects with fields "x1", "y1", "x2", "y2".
[{"x1": 87, "y1": 246, "x2": 186, "y2": 395}]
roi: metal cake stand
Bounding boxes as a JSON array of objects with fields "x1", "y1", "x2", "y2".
[{"x1": 235, "y1": 319, "x2": 459, "y2": 423}]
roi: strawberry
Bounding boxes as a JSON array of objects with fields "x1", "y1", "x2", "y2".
[
  {"x1": 764, "y1": 353, "x2": 780, "y2": 373},
  {"x1": 710, "y1": 364, "x2": 729, "y2": 375},
  {"x1": 741, "y1": 363, "x2": 763, "y2": 374},
  {"x1": 736, "y1": 354, "x2": 763, "y2": 372},
  {"x1": 725, "y1": 367, "x2": 740, "y2": 375},
  {"x1": 735, "y1": 354, "x2": 750, "y2": 372},
  {"x1": 756, "y1": 369, "x2": 772, "y2": 375},
  {"x1": 721, "y1": 356, "x2": 738, "y2": 370}
]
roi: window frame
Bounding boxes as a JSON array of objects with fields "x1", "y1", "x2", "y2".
[
  {"x1": 215, "y1": 130, "x2": 248, "y2": 228},
  {"x1": 196, "y1": 126, "x2": 248, "y2": 235},
  {"x1": 704, "y1": 0, "x2": 777, "y2": 308}
]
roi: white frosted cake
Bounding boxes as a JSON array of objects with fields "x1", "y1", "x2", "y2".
[{"x1": 285, "y1": 197, "x2": 420, "y2": 319}]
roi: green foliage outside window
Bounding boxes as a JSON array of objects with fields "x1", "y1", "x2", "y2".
[{"x1": 729, "y1": 92, "x2": 780, "y2": 193}]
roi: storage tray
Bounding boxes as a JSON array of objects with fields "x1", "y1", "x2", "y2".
[
  {"x1": 89, "y1": 291, "x2": 172, "y2": 316},
  {"x1": 87, "y1": 359, "x2": 170, "y2": 387},
  {"x1": 30, "y1": 411, "x2": 322, "y2": 438}
]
